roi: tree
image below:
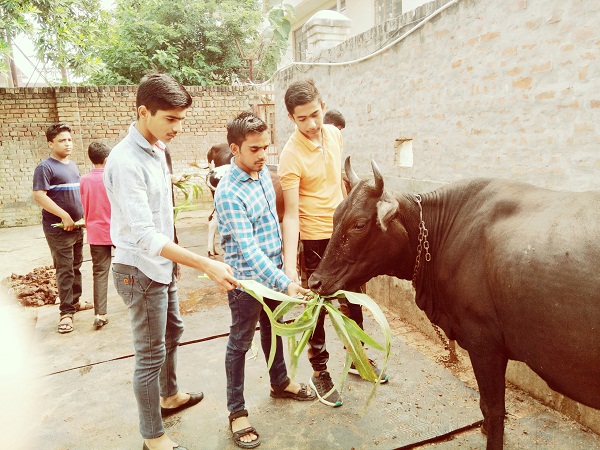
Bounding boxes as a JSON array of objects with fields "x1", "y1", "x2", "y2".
[
  {"x1": 89, "y1": 0, "x2": 292, "y2": 85},
  {"x1": 2, "y1": 0, "x2": 293, "y2": 86},
  {"x1": 254, "y1": 1, "x2": 294, "y2": 83},
  {"x1": 31, "y1": 0, "x2": 107, "y2": 84},
  {"x1": 1, "y1": 0, "x2": 38, "y2": 86},
  {"x1": 1, "y1": 0, "x2": 106, "y2": 86}
]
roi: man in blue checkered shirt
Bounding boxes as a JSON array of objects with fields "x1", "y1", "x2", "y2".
[{"x1": 214, "y1": 111, "x2": 316, "y2": 449}]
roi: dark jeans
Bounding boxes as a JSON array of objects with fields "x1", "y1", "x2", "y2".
[
  {"x1": 302, "y1": 239, "x2": 364, "y2": 373},
  {"x1": 226, "y1": 289, "x2": 288, "y2": 414},
  {"x1": 44, "y1": 227, "x2": 83, "y2": 317},
  {"x1": 90, "y1": 244, "x2": 112, "y2": 315},
  {"x1": 112, "y1": 263, "x2": 183, "y2": 439}
]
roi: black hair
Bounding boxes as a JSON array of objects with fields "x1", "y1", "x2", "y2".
[
  {"x1": 136, "y1": 72, "x2": 192, "y2": 116},
  {"x1": 284, "y1": 79, "x2": 322, "y2": 115},
  {"x1": 87, "y1": 142, "x2": 111, "y2": 164},
  {"x1": 323, "y1": 109, "x2": 346, "y2": 129},
  {"x1": 46, "y1": 123, "x2": 72, "y2": 142},
  {"x1": 226, "y1": 111, "x2": 268, "y2": 148}
]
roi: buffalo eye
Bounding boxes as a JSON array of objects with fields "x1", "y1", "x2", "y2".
[{"x1": 353, "y1": 220, "x2": 366, "y2": 231}]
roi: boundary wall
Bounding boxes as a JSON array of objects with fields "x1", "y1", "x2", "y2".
[
  {"x1": 0, "y1": 85, "x2": 265, "y2": 227},
  {"x1": 274, "y1": 0, "x2": 600, "y2": 433}
]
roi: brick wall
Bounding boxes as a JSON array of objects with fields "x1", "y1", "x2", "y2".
[{"x1": 0, "y1": 85, "x2": 264, "y2": 227}]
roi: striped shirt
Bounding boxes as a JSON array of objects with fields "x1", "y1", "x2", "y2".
[
  {"x1": 33, "y1": 157, "x2": 83, "y2": 230},
  {"x1": 214, "y1": 162, "x2": 291, "y2": 292}
]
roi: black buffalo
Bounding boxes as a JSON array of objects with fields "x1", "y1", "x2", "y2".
[
  {"x1": 205, "y1": 143, "x2": 233, "y2": 257},
  {"x1": 309, "y1": 157, "x2": 600, "y2": 450}
]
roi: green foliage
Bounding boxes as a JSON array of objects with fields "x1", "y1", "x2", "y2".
[
  {"x1": 1, "y1": 0, "x2": 107, "y2": 84},
  {"x1": 2, "y1": 0, "x2": 293, "y2": 86},
  {"x1": 89, "y1": 0, "x2": 290, "y2": 86},
  {"x1": 32, "y1": 0, "x2": 107, "y2": 83},
  {"x1": 0, "y1": 0, "x2": 37, "y2": 77},
  {"x1": 51, "y1": 218, "x2": 86, "y2": 228},
  {"x1": 254, "y1": 2, "x2": 294, "y2": 82},
  {"x1": 172, "y1": 175, "x2": 204, "y2": 221},
  {"x1": 236, "y1": 280, "x2": 391, "y2": 392}
]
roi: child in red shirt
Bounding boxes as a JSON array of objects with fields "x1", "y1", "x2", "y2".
[{"x1": 80, "y1": 142, "x2": 113, "y2": 329}]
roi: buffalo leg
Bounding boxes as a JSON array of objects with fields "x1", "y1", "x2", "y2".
[
  {"x1": 468, "y1": 351, "x2": 508, "y2": 450},
  {"x1": 207, "y1": 214, "x2": 219, "y2": 257}
]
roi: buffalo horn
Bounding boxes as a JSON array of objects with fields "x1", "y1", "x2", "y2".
[
  {"x1": 344, "y1": 156, "x2": 360, "y2": 188},
  {"x1": 372, "y1": 160, "x2": 384, "y2": 194}
]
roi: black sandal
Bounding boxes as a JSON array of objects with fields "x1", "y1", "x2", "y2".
[
  {"x1": 229, "y1": 409, "x2": 261, "y2": 449},
  {"x1": 58, "y1": 315, "x2": 74, "y2": 334},
  {"x1": 270, "y1": 377, "x2": 316, "y2": 401}
]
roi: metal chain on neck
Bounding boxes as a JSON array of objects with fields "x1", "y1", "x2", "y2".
[
  {"x1": 411, "y1": 194, "x2": 459, "y2": 365},
  {"x1": 411, "y1": 194, "x2": 431, "y2": 289}
]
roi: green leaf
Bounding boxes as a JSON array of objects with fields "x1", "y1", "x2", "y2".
[{"x1": 201, "y1": 277, "x2": 391, "y2": 393}]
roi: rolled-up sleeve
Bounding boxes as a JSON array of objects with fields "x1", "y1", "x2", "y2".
[{"x1": 215, "y1": 192, "x2": 291, "y2": 292}]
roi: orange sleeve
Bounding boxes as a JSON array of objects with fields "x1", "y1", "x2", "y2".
[{"x1": 278, "y1": 148, "x2": 301, "y2": 191}]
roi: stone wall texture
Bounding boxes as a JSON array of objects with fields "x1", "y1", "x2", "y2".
[
  {"x1": 273, "y1": 0, "x2": 600, "y2": 433},
  {"x1": 275, "y1": 0, "x2": 600, "y2": 193},
  {"x1": 0, "y1": 85, "x2": 265, "y2": 227}
]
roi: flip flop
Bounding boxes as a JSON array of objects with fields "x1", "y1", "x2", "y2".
[
  {"x1": 232, "y1": 427, "x2": 261, "y2": 449},
  {"x1": 142, "y1": 443, "x2": 187, "y2": 450},
  {"x1": 58, "y1": 316, "x2": 73, "y2": 334},
  {"x1": 270, "y1": 382, "x2": 316, "y2": 401}
]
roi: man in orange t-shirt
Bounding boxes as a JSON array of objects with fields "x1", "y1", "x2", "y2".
[{"x1": 278, "y1": 80, "x2": 388, "y2": 409}]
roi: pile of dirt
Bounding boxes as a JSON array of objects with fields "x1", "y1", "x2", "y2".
[{"x1": 3, "y1": 265, "x2": 58, "y2": 307}]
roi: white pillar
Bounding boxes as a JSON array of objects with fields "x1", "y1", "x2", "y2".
[{"x1": 303, "y1": 10, "x2": 353, "y2": 59}]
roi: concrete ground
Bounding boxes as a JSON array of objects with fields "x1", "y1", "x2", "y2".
[{"x1": 1, "y1": 209, "x2": 599, "y2": 450}]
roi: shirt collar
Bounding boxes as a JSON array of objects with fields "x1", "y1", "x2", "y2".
[
  {"x1": 292, "y1": 127, "x2": 324, "y2": 152},
  {"x1": 230, "y1": 160, "x2": 268, "y2": 183},
  {"x1": 128, "y1": 122, "x2": 166, "y2": 156}
]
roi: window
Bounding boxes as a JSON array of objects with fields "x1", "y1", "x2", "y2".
[
  {"x1": 395, "y1": 138, "x2": 413, "y2": 167},
  {"x1": 375, "y1": 0, "x2": 402, "y2": 25},
  {"x1": 294, "y1": 26, "x2": 308, "y2": 62}
]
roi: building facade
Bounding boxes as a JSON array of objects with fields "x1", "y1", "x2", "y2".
[{"x1": 285, "y1": 0, "x2": 430, "y2": 63}]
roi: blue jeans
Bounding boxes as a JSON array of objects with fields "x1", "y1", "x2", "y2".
[
  {"x1": 226, "y1": 289, "x2": 288, "y2": 414},
  {"x1": 112, "y1": 263, "x2": 183, "y2": 439},
  {"x1": 43, "y1": 227, "x2": 83, "y2": 317}
]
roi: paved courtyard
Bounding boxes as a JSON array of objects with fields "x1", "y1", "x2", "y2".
[{"x1": 1, "y1": 210, "x2": 599, "y2": 450}]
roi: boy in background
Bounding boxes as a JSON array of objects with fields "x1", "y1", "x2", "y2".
[
  {"x1": 323, "y1": 109, "x2": 346, "y2": 130},
  {"x1": 80, "y1": 142, "x2": 112, "y2": 329},
  {"x1": 33, "y1": 123, "x2": 92, "y2": 334}
]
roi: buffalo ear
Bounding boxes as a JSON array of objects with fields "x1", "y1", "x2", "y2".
[{"x1": 376, "y1": 192, "x2": 398, "y2": 231}]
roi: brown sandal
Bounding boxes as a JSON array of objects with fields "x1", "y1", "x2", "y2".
[
  {"x1": 270, "y1": 377, "x2": 316, "y2": 401},
  {"x1": 229, "y1": 409, "x2": 261, "y2": 449}
]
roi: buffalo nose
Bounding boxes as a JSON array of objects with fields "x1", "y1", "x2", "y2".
[{"x1": 308, "y1": 277, "x2": 321, "y2": 292}]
